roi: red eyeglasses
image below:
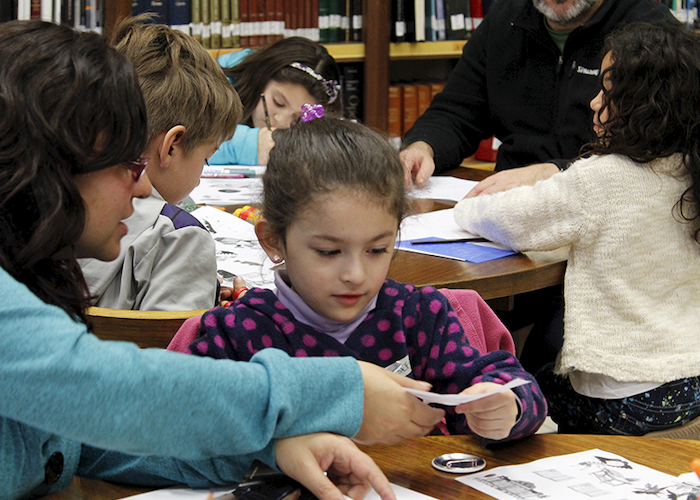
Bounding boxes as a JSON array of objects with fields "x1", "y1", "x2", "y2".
[{"x1": 121, "y1": 158, "x2": 148, "y2": 182}]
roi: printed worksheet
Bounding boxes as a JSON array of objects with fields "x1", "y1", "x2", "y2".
[
  {"x1": 458, "y1": 449, "x2": 700, "y2": 500},
  {"x1": 191, "y1": 206, "x2": 275, "y2": 289}
]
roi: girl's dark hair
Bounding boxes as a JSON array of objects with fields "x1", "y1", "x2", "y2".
[
  {"x1": 0, "y1": 20, "x2": 148, "y2": 323},
  {"x1": 263, "y1": 118, "x2": 408, "y2": 240},
  {"x1": 588, "y1": 21, "x2": 700, "y2": 241},
  {"x1": 224, "y1": 37, "x2": 342, "y2": 123}
]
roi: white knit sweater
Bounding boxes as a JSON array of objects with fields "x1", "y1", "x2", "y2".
[{"x1": 454, "y1": 154, "x2": 700, "y2": 383}]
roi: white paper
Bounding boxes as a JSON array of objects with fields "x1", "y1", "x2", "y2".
[
  {"x1": 396, "y1": 209, "x2": 512, "y2": 251},
  {"x1": 364, "y1": 483, "x2": 439, "y2": 500},
  {"x1": 121, "y1": 483, "x2": 437, "y2": 500},
  {"x1": 405, "y1": 379, "x2": 531, "y2": 406},
  {"x1": 458, "y1": 449, "x2": 700, "y2": 500},
  {"x1": 190, "y1": 206, "x2": 275, "y2": 289},
  {"x1": 121, "y1": 486, "x2": 235, "y2": 499},
  {"x1": 409, "y1": 177, "x2": 478, "y2": 202},
  {"x1": 189, "y1": 177, "x2": 263, "y2": 206}
]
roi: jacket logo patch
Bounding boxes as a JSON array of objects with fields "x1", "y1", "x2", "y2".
[{"x1": 577, "y1": 66, "x2": 600, "y2": 76}]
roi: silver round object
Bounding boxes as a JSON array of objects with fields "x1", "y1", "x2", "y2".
[{"x1": 431, "y1": 453, "x2": 486, "y2": 474}]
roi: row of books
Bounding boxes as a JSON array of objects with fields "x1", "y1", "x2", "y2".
[
  {"x1": 391, "y1": 0, "x2": 492, "y2": 42},
  {"x1": 3, "y1": 0, "x2": 102, "y2": 30},
  {"x1": 388, "y1": 81, "x2": 445, "y2": 138},
  {"x1": 132, "y1": 0, "x2": 362, "y2": 48}
]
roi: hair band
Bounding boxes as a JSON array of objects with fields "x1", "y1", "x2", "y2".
[{"x1": 289, "y1": 62, "x2": 341, "y2": 104}]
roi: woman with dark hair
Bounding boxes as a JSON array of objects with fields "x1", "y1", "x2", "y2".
[
  {"x1": 0, "y1": 20, "x2": 442, "y2": 499},
  {"x1": 208, "y1": 36, "x2": 342, "y2": 166},
  {"x1": 453, "y1": 21, "x2": 700, "y2": 435}
]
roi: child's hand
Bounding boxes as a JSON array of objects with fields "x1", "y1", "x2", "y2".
[
  {"x1": 275, "y1": 432, "x2": 395, "y2": 500},
  {"x1": 455, "y1": 382, "x2": 519, "y2": 440},
  {"x1": 219, "y1": 276, "x2": 249, "y2": 306},
  {"x1": 257, "y1": 127, "x2": 275, "y2": 166}
]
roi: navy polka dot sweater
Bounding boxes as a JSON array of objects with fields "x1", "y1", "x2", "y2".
[{"x1": 188, "y1": 279, "x2": 546, "y2": 441}]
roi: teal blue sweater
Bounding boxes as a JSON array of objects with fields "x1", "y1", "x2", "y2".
[
  {"x1": 209, "y1": 50, "x2": 259, "y2": 166},
  {"x1": 0, "y1": 267, "x2": 363, "y2": 499}
]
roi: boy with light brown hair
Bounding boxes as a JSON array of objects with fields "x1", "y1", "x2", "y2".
[{"x1": 80, "y1": 16, "x2": 243, "y2": 310}]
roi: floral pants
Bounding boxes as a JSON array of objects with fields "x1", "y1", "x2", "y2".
[{"x1": 536, "y1": 363, "x2": 700, "y2": 435}]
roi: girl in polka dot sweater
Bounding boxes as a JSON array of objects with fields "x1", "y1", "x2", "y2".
[{"x1": 188, "y1": 118, "x2": 546, "y2": 442}]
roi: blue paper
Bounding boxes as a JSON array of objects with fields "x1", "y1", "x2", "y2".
[{"x1": 396, "y1": 238, "x2": 517, "y2": 263}]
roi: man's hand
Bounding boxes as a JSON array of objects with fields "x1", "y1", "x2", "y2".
[
  {"x1": 400, "y1": 141, "x2": 435, "y2": 188},
  {"x1": 455, "y1": 383, "x2": 519, "y2": 440},
  {"x1": 465, "y1": 163, "x2": 559, "y2": 198},
  {"x1": 354, "y1": 361, "x2": 444, "y2": 445},
  {"x1": 276, "y1": 433, "x2": 395, "y2": 500}
]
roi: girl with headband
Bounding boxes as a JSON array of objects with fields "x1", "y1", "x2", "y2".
[{"x1": 209, "y1": 37, "x2": 343, "y2": 166}]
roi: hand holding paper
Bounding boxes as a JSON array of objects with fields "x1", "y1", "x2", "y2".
[
  {"x1": 405, "y1": 378, "x2": 530, "y2": 406},
  {"x1": 406, "y1": 379, "x2": 529, "y2": 441}
]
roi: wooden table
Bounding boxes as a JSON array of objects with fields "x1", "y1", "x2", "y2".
[
  {"x1": 387, "y1": 167, "x2": 567, "y2": 300},
  {"x1": 44, "y1": 434, "x2": 700, "y2": 500}
]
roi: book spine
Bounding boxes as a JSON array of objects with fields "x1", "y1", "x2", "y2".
[
  {"x1": 402, "y1": 84, "x2": 418, "y2": 136},
  {"x1": 264, "y1": 0, "x2": 273, "y2": 43},
  {"x1": 221, "y1": 0, "x2": 231, "y2": 47},
  {"x1": 350, "y1": 0, "x2": 361, "y2": 41},
  {"x1": 311, "y1": 0, "x2": 319, "y2": 41},
  {"x1": 16, "y1": 0, "x2": 30, "y2": 20},
  {"x1": 388, "y1": 85, "x2": 403, "y2": 138},
  {"x1": 413, "y1": 0, "x2": 425, "y2": 42},
  {"x1": 342, "y1": 63, "x2": 363, "y2": 121},
  {"x1": 191, "y1": 0, "x2": 202, "y2": 42},
  {"x1": 284, "y1": 0, "x2": 293, "y2": 37},
  {"x1": 470, "y1": 0, "x2": 481, "y2": 29},
  {"x1": 201, "y1": 0, "x2": 211, "y2": 47},
  {"x1": 60, "y1": 0, "x2": 73, "y2": 24},
  {"x1": 435, "y1": 0, "x2": 445, "y2": 40},
  {"x1": 392, "y1": 0, "x2": 405, "y2": 42},
  {"x1": 40, "y1": 0, "x2": 52, "y2": 22},
  {"x1": 328, "y1": 0, "x2": 341, "y2": 42},
  {"x1": 274, "y1": 0, "x2": 284, "y2": 41},
  {"x1": 425, "y1": 0, "x2": 436, "y2": 41},
  {"x1": 170, "y1": 0, "x2": 192, "y2": 34},
  {"x1": 239, "y1": 0, "x2": 249, "y2": 46},
  {"x1": 417, "y1": 83, "x2": 431, "y2": 116},
  {"x1": 211, "y1": 0, "x2": 222, "y2": 48},
  {"x1": 319, "y1": 0, "x2": 329, "y2": 42},
  {"x1": 341, "y1": 0, "x2": 350, "y2": 41},
  {"x1": 231, "y1": 0, "x2": 240, "y2": 46}
]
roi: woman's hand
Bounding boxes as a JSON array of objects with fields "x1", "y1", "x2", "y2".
[
  {"x1": 455, "y1": 383, "x2": 519, "y2": 440},
  {"x1": 275, "y1": 433, "x2": 395, "y2": 500},
  {"x1": 354, "y1": 361, "x2": 444, "y2": 445}
]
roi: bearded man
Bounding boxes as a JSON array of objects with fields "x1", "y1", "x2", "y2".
[
  {"x1": 399, "y1": 0, "x2": 676, "y2": 376},
  {"x1": 401, "y1": 0, "x2": 676, "y2": 190}
]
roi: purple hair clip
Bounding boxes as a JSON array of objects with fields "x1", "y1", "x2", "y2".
[{"x1": 300, "y1": 103, "x2": 325, "y2": 122}]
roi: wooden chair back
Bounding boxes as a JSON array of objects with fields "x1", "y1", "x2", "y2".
[{"x1": 86, "y1": 307, "x2": 208, "y2": 349}]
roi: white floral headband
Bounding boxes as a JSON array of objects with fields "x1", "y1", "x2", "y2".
[{"x1": 289, "y1": 62, "x2": 341, "y2": 104}]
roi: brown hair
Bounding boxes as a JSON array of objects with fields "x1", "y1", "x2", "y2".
[
  {"x1": 225, "y1": 37, "x2": 342, "y2": 124},
  {"x1": 112, "y1": 15, "x2": 242, "y2": 153},
  {"x1": 262, "y1": 118, "x2": 408, "y2": 241},
  {"x1": 587, "y1": 22, "x2": 700, "y2": 242},
  {"x1": 0, "y1": 20, "x2": 147, "y2": 323}
]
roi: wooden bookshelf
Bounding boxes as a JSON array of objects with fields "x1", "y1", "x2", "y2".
[
  {"x1": 390, "y1": 40, "x2": 467, "y2": 59},
  {"x1": 101, "y1": 0, "x2": 465, "y2": 133},
  {"x1": 209, "y1": 42, "x2": 365, "y2": 62}
]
